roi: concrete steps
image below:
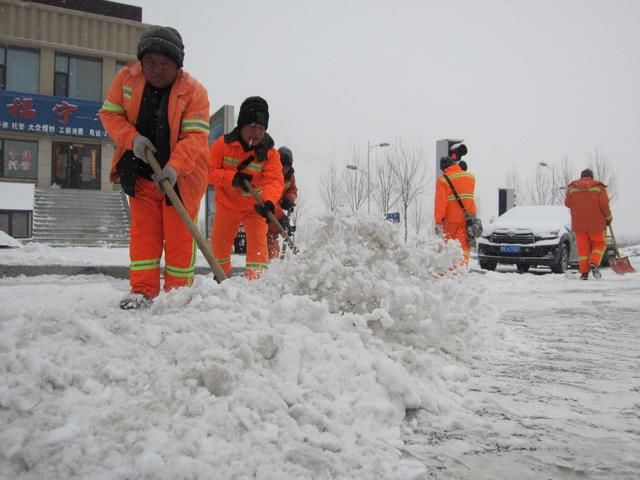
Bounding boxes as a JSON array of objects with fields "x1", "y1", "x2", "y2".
[{"x1": 32, "y1": 188, "x2": 130, "y2": 247}]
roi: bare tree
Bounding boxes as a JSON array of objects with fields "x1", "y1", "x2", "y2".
[
  {"x1": 519, "y1": 148, "x2": 618, "y2": 208},
  {"x1": 558, "y1": 154, "x2": 573, "y2": 191},
  {"x1": 530, "y1": 164, "x2": 554, "y2": 205},
  {"x1": 587, "y1": 148, "x2": 618, "y2": 202},
  {"x1": 524, "y1": 161, "x2": 563, "y2": 205},
  {"x1": 290, "y1": 193, "x2": 305, "y2": 226},
  {"x1": 390, "y1": 142, "x2": 426, "y2": 242},
  {"x1": 409, "y1": 192, "x2": 428, "y2": 237},
  {"x1": 343, "y1": 149, "x2": 368, "y2": 215},
  {"x1": 373, "y1": 155, "x2": 398, "y2": 216},
  {"x1": 319, "y1": 163, "x2": 343, "y2": 214}
]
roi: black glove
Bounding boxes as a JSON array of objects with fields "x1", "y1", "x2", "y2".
[
  {"x1": 232, "y1": 171, "x2": 253, "y2": 192},
  {"x1": 279, "y1": 215, "x2": 290, "y2": 230},
  {"x1": 254, "y1": 200, "x2": 275, "y2": 220},
  {"x1": 280, "y1": 198, "x2": 296, "y2": 211}
]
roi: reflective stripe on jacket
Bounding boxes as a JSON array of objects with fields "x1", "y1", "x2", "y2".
[
  {"x1": 434, "y1": 164, "x2": 477, "y2": 225},
  {"x1": 208, "y1": 135, "x2": 284, "y2": 212},
  {"x1": 99, "y1": 62, "x2": 210, "y2": 211},
  {"x1": 564, "y1": 177, "x2": 612, "y2": 232}
]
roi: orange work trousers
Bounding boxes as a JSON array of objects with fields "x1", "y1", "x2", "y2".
[
  {"x1": 128, "y1": 177, "x2": 198, "y2": 298},
  {"x1": 267, "y1": 221, "x2": 282, "y2": 260},
  {"x1": 211, "y1": 205, "x2": 268, "y2": 280},
  {"x1": 575, "y1": 230, "x2": 606, "y2": 273},
  {"x1": 444, "y1": 221, "x2": 471, "y2": 266}
]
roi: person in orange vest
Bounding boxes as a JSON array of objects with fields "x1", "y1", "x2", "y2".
[
  {"x1": 434, "y1": 145, "x2": 477, "y2": 266},
  {"x1": 564, "y1": 168, "x2": 612, "y2": 280},
  {"x1": 100, "y1": 25, "x2": 210, "y2": 309},
  {"x1": 267, "y1": 146, "x2": 298, "y2": 260},
  {"x1": 209, "y1": 96, "x2": 284, "y2": 279}
]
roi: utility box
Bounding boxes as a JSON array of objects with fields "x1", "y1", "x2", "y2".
[
  {"x1": 498, "y1": 188, "x2": 516, "y2": 216},
  {"x1": 435, "y1": 138, "x2": 463, "y2": 176}
]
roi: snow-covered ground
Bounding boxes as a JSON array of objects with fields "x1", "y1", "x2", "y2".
[{"x1": 1, "y1": 218, "x2": 639, "y2": 479}]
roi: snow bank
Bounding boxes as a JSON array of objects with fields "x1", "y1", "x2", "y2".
[
  {"x1": 0, "y1": 230, "x2": 22, "y2": 248},
  {"x1": 0, "y1": 215, "x2": 500, "y2": 479}
]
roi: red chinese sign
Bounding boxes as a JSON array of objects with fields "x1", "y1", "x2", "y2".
[{"x1": 6, "y1": 97, "x2": 37, "y2": 120}]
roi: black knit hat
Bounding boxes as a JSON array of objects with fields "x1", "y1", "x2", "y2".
[
  {"x1": 581, "y1": 168, "x2": 593, "y2": 178},
  {"x1": 440, "y1": 156, "x2": 456, "y2": 171},
  {"x1": 137, "y1": 26, "x2": 185, "y2": 68},
  {"x1": 238, "y1": 96, "x2": 269, "y2": 129},
  {"x1": 278, "y1": 146, "x2": 293, "y2": 167},
  {"x1": 449, "y1": 143, "x2": 468, "y2": 160}
]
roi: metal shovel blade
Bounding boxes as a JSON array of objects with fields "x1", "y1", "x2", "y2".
[{"x1": 609, "y1": 256, "x2": 636, "y2": 275}]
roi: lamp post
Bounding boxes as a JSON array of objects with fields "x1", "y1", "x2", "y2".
[
  {"x1": 367, "y1": 141, "x2": 391, "y2": 214},
  {"x1": 538, "y1": 162, "x2": 555, "y2": 204}
]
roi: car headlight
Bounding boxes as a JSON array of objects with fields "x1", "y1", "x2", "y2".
[{"x1": 535, "y1": 229, "x2": 560, "y2": 240}]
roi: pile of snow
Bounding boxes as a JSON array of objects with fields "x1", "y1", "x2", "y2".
[
  {"x1": 0, "y1": 215, "x2": 500, "y2": 479},
  {"x1": 0, "y1": 231, "x2": 22, "y2": 248}
]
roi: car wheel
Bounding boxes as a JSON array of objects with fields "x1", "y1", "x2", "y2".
[
  {"x1": 550, "y1": 244, "x2": 569, "y2": 273},
  {"x1": 516, "y1": 263, "x2": 530, "y2": 273},
  {"x1": 479, "y1": 260, "x2": 497, "y2": 271}
]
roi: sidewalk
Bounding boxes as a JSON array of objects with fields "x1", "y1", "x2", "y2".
[{"x1": 0, "y1": 240, "x2": 246, "y2": 278}]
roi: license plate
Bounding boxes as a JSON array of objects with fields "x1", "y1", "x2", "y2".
[{"x1": 500, "y1": 245, "x2": 522, "y2": 254}]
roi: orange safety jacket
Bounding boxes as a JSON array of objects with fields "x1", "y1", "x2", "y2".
[
  {"x1": 564, "y1": 177, "x2": 612, "y2": 232},
  {"x1": 274, "y1": 170, "x2": 298, "y2": 220},
  {"x1": 434, "y1": 164, "x2": 477, "y2": 225},
  {"x1": 208, "y1": 132, "x2": 284, "y2": 210},
  {"x1": 99, "y1": 62, "x2": 210, "y2": 211}
]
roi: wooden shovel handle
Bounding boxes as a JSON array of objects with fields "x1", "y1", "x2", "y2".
[
  {"x1": 145, "y1": 150, "x2": 226, "y2": 283},
  {"x1": 243, "y1": 180, "x2": 299, "y2": 255}
]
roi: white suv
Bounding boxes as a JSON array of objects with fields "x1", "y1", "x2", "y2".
[{"x1": 477, "y1": 205, "x2": 578, "y2": 273}]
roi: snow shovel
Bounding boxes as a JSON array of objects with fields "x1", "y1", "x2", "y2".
[
  {"x1": 145, "y1": 150, "x2": 227, "y2": 283},
  {"x1": 244, "y1": 180, "x2": 300, "y2": 255},
  {"x1": 280, "y1": 206, "x2": 295, "y2": 260},
  {"x1": 608, "y1": 224, "x2": 636, "y2": 275}
]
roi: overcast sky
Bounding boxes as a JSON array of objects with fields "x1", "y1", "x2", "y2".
[{"x1": 127, "y1": 0, "x2": 640, "y2": 235}]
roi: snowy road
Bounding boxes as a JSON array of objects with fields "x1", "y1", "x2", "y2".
[{"x1": 405, "y1": 268, "x2": 640, "y2": 480}]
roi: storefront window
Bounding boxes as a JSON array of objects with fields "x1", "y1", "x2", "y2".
[
  {"x1": 1, "y1": 139, "x2": 38, "y2": 180},
  {"x1": 54, "y1": 53, "x2": 102, "y2": 100},
  {"x1": 1, "y1": 46, "x2": 39, "y2": 94},
  {"x1": 0, "y1": 210, "x2": 31, "y2": 238}
]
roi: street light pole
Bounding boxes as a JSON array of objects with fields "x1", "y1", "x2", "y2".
[
  {"x1": 367, "y1": 141, "x2": 391, "y2": 214},
  {"x1": 538, "y1": 162, "x2": 555, "y2": 204},
  {"x1": 367, "y1": 141, "x2": 371, "y2": 214}
]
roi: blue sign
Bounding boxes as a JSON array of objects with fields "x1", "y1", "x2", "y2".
[
  {"x1": 386, "y1": 212, "x2": 400, "y2": 223},
  {"x1": 0, "y1": 90, "x2": 108, "y2": 139}
]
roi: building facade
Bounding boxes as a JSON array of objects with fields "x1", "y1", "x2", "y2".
[{"x1": 0, "y1": 0, "x2": 145, "y2": 238}]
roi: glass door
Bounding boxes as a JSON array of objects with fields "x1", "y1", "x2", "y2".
[{"x1": 52, "y1": 142, "x2": 101, "y2": 189}]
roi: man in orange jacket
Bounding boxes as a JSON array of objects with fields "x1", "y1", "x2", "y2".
[
  {"x1": 267, "y1": 146, "x2": 298, "y2": 260},
  {"x1": 100, "y1": 26, "x2": 210, "y2": 309},
  {"x1": 209, "y1": 96, "x2": 284, "y2": 279},
  {"x1": 434, "y1": 147, "x2": 477, "y2": 266},
  {"x1": 565, "y1": 168, "x2": 612, "y2": 280}
]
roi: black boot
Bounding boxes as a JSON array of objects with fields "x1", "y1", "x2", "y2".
[
  {"x1": 580, "y1": 272, "x2": 589, "y2": 280},
  {"x1": 589, "y1": 263, "x2": 602, "y2": 279}
]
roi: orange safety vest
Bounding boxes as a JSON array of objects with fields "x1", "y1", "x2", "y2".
[
  {"x1": 208, "y1": 133, "x2": 284, "y2": 211},
  {"x1": 564, "y1": 177, "x2": 612, "y2": 232},
  {"x1": 434, "y1": 164, "x2": 477, "y2": 225},
  {"x1": 99, "y1": 62, "x2": 210, "y2": 211}
]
